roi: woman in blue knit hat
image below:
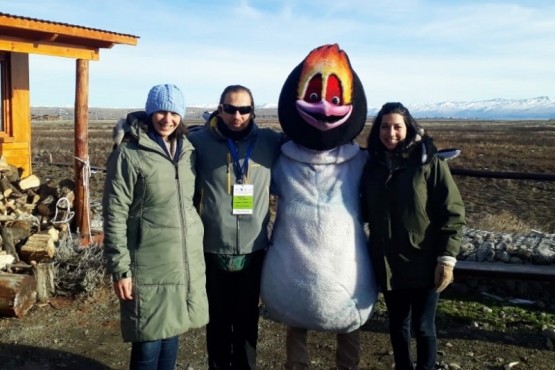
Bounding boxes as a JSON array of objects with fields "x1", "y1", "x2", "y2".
[{"x1": 103, "y1": 84, "x2": 208, "y2": 370}]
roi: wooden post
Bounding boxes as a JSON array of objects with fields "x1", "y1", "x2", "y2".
[{"x1": 74, "y1": 59, "x2": 90, "y2": 239}]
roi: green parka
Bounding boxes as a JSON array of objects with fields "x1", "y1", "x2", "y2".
[
  {"x1": 188, "y1": 117, "x2": 282, "y2": 255},
  {"x1": 361, "y1": 138, "x2": 465, "y2": 291},
  {"x1": 103, "y1": 112, "x2": 208, "y2": 342}
]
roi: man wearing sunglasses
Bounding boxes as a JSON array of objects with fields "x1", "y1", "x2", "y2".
[{"x1": 188, "y1": 85, "x2": 282, "y2": 370}]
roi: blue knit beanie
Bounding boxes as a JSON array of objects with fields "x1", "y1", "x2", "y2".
[{"x1": 145, "y1": 84, "x2": 186, "y2": 118}]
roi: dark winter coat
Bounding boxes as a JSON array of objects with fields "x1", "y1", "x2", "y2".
[{"x1": 361, "y1": 139, "x2": 465, "y2": 291}]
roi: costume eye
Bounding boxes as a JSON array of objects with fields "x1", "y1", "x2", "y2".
[
  {"x1": 325, "y1": 74, "x2": 343, "y2": 105},
  {"x1": 303, "y1": 74, "x2": 323, "y2": 102}
]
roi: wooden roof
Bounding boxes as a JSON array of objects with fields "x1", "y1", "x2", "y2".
[{"x1": 0, "y1": 12, "x2": 138, "y2": 60}]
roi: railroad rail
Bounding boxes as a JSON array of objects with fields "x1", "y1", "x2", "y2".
[{"x1": 455, "y1": 261, "x2": 555, "y2": 281}]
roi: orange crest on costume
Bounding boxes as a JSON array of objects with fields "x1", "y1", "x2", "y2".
[{"x1": 297, "y1": 44, "x2": 354, "y2": 105}]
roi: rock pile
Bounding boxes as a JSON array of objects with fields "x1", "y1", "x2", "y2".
[
  {"x1": 459, "y1": 228, "x2": 555, "y2": 265},
  {"x1": 452, "y1": 228, "x2": 555, "y2": 309}
]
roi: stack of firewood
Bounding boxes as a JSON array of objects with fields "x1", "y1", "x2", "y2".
[{"x1": 0, "y1": 155, "x2": 75, "y2": 317}]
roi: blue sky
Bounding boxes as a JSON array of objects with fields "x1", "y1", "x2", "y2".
[{"x1": 2, "y1": 0, "x2": 555, "y2": 109}]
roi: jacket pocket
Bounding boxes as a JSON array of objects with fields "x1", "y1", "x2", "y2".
[{"x1": 408, "y1": 231, "x2": 425, "y2": 250}]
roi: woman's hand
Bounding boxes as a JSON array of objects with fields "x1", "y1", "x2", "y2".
[
  {"x1": 113, "y1": 278, "x2": 133, "y2": 300},
  {"x1": 434, "y1": 263, "x2": 454, "y2": 293}
]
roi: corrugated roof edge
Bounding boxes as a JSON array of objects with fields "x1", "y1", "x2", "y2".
[{"x1": 0, "y1": 12, "x2": 139, "y2": 39}]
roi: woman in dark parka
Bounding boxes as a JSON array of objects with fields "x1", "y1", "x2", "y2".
[{"x1": 361, "y1": 102, "x2": 465, "y2": 370}]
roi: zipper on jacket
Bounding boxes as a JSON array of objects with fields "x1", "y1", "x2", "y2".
[
  {"x1": 226, "y1": 153, "x2": 231, "y2": 194},
  {"x1": 384, "y1": 168, "x2": 394, "y2": 239},
  {"x1": 174, "y1": 159, "x2": 191, "y2": 294},
  {"x1": 236, "y1": 215, "x2": 241, "y2": 254},
  {"x1": 385, "y1": 170, "x2": 393, "y2": 186}
]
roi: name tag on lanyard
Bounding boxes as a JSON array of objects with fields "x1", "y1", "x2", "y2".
[
  {"x1": 232, "y1": 184, "x2": 254, "y2": 215},
  {"x1": 227, "y1": 137, "x2": 256, "y2": 215}
]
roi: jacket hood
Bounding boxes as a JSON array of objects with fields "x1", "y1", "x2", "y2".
[
  {"x1": 369, "y1": 134, "x2": 438, "y2": 167},
  {"x1": 112, "y1": 111, "x2": 149, "y2": 146}
]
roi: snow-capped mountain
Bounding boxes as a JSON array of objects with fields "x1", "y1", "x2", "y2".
[
  {"x1": 31, "y1": 97, "x2": 555, "y2": 121},
  {"x1": 367, "y1": 96, "x2": 555, "y2": 119}
]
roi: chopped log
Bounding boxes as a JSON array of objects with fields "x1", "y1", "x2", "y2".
[
  {"x1": 0, "y1": 273, "x2": 37, "y2": 317},
  {"x1": 4, "y1": 198, "x2": 16, "y2": 209},
  {"x1": 40, "y1": 194, "x2": 55, "y2": 206},
  {"x1": 0, "y1": 176, "x2": 14, "y2": 198},
  {"x1": 33, "y1": 262, "x2": 55, "y2": 303},
  {"x1": 0, "y1": 254, "x2": 15, "y2": 270},
  {"x1": 14, "y1": 197, "x2": 35, "y2": 214},
  {"x1": 0, "y1": 227, "x2": 20, "y2": 262},
  {"x1": 0, "y1": 155, "x2": 10, "y2": 171},
  {"x1": 57, "y1": 223, "x2": 69, "y2": 235},
  {"x1": 10, "y1": 226, "x2": 31, "y2": 242},
  {"x1": 26, "y1": 189, "x2": 41, "y2": 205},
  {"x1": 22, "y1": 203, "x2": 37, "y2": 213},
  {"x1": 47, "y1": 227, "x2": 60, "y2": 243},
  {"x1": 19, "y1": 234, "x2": 55, "y2": 262},
  {"x1": 19, "y1": 175, "x2": 41, "y2": 191},
  {"x1": 61, "y1": 190, "x2": 75, "y2": 207},
  {"x1": 5, "y1": 261, "x2": 33, "y2": 274},
  {"x1": 9, "y1": 220, "x2": 34, "y2": 237},
  {"x1": 0, "y1": 156, "x2": 20, "y2": 183}
]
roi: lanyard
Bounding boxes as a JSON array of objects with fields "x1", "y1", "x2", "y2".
[{"x1": 226, "y1": 137, "x2": 255, "y2": 184}]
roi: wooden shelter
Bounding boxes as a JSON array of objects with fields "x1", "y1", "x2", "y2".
[{"x1": 0, "y1": 12, "x2": 138, "y2": 239}]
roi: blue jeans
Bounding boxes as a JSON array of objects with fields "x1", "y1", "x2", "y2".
[
  {"x1": 383, "y1": 288, "x2": 439, "y2": 370},
  {"x1": 129, "y1": 336, "x2": 179, "y2": 370}
]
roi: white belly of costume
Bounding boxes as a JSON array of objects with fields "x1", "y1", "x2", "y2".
[{"x1": 261, "y1": 143, "x2": 378, "y2": 333}]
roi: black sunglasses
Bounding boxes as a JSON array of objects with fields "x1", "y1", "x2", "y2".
[{"x1": 222, "y1": 104, "x2": 253, "y2": 115}]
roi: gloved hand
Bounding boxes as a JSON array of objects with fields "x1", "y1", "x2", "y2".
[{"x1": 434, "y1": 263, "x2": 454, "y2": 293}]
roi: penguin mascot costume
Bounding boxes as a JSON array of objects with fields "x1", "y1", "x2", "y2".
[{"x1": 260, "y1": 44, "x2": 378, "y2": 368}]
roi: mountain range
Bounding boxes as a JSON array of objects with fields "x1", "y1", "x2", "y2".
[
  {"x1": 250, "y1": 96, "x2": 555, "y2": 120},
  {"x1": 32, "y1": 96, "x2": 555, "y2": 120},
  {"x1": 368, "y1": 96, "x2": 555, "y2": 120}
]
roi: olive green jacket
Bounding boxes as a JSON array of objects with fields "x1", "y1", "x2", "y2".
[
  {"x1": 361, "y1": 142, "x2": 465, "y2": 291},
  {"x1": 103, "y1": 112, "x2": 208, "y2": 342},
  {"x1": 188, "y1": 117, "x2": 282, "y2": 255}
]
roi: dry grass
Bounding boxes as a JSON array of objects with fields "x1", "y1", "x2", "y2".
[
  {"x1": 477, "y1": 210, "x2": 535, "y2": 234},
  {"x1": 31, "y1": 118, "x2": 555, "y2": 233}
]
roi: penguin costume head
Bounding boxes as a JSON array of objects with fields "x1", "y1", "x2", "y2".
[{"x1": 278, "y1": 43, "x2": 367, "y2": 150}]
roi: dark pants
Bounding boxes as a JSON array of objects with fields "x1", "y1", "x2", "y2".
[
  {"x1": 205, "y1": 251, "x2": 264, "y2": 370},
  {"x1": 129, "y1": 336, "x2": 179, "y2": 370},
  {"x1": 383, "y1": 288, "x2": 439, "y2": 370},
  {"x1": 285, "y1": 326, "x2": 361, "y2": 369}
]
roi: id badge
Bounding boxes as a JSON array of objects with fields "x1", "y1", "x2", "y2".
[{"x1": 232, "y1": 184, "x2": 254, "y2": 215}]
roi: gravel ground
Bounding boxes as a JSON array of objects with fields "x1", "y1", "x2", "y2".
[{"x1": 0, "y1": 281, "x2": 554, "y2": 370}]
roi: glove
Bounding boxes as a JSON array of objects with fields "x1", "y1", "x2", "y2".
[{"x1": 434, "y1": 263, "x2": 454, "y2": 293}]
